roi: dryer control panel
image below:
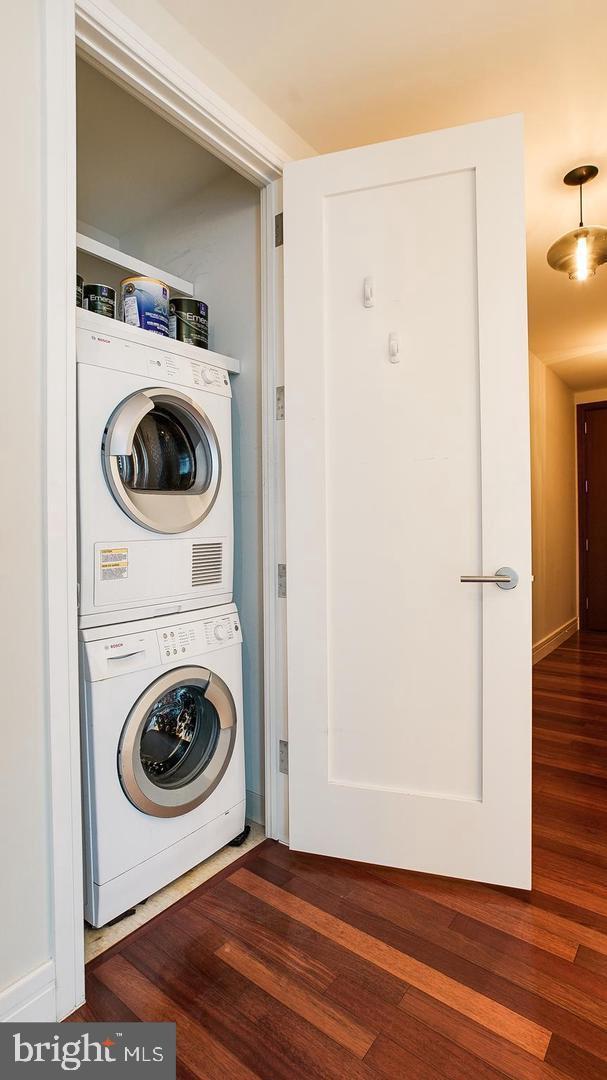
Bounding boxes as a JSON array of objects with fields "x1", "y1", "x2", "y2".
[
  {"x1": 76, "y1": 310, "x2": 238, "y2": 391},
  {"x1": 146, "y1": 352, "x2": 231, "y2": 397},
  {"x1": 157, "y1": 612, "x2": 242, "y2": 663}
]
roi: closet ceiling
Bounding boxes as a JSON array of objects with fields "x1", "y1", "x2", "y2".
[
  {"x1": 164, "y1": 0, "x2": 607, "y2": 389},
  {"x1": 77, "y1": 59, "x2": 231, "y2": 240}
]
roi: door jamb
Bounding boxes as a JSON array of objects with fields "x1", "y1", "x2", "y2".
[
  {"x1": 45, "y1": 0, "x2": 291, "y2": 1019},
  {"x1": 261, "y1": 179, "x2": 289, "y2": 844}
]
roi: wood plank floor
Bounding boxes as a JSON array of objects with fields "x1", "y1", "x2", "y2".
[{"x1": 70, "y1": 631, "x2": 607, "y2": 1078}]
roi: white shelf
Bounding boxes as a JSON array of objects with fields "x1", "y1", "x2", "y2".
[
  {"x1": 76, "y1": 232, "x2": 194, "y2": 296},
  {"x1": 76, "y1": 308, "x2": 240, "y2": 375}
]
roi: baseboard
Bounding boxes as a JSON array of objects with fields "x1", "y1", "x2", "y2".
[
  {"x1": 0, "y1": 960, "x2": 56, "y2": 1023},
  {"x1": 246, "y1": 789, "x2": 265, "y2": 825},
  {"x1": 533, "y1": 617, "x2": 579, "y2": 665}
]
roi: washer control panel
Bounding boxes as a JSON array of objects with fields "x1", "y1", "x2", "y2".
[
  {"x1": 84, "y1": 630, "x2": 159, "y2": 682},
  {"x1": 157, "y1": 612, "x2": 242, "y2": 663}
]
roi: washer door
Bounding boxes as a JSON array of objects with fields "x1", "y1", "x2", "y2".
[
  {"x1": 118, "y1": 666, "x2": 237, "y2": 817},
  {"x1": 102, "y1": 388, "x2": 221, "y2": 534}
]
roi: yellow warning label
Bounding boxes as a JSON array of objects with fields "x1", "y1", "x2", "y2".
[{"x1": 100, "y1": 547, "x2": 128, "y2": 580}]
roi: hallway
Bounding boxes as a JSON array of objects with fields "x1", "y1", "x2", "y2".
[{"x1": 71, "y1": 632, "x2": 607, "y2": 1078}]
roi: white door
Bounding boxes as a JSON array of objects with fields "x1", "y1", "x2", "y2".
[{"x1": 283, "y1": 115, "x2": 531, "y2": 888}]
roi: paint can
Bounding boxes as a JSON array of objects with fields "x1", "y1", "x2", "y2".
[
  {"x1": 169, "y1": 297, "x2": 209, "y2": 349},
  {"x1": 121, "y1": 276, "x2": 169, "y2": 337},
  {"x1": 83, "y1": 283, "x2": 116, "y2": 319},
  {"x1": 76, "y1": 274, "x2": 84, "y2": 308}
]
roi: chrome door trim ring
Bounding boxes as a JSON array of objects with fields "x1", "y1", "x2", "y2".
[
  {"x1": 102, "y1": 388, "x2": 222, "y2": 534},
  {"x1": 118, "y1": 665, "x2": 237, "y2": 818}
]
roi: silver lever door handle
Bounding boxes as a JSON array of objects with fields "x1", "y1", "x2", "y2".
[{"x1": 460, "y1": 566, "x2": 518, "y2": 591}]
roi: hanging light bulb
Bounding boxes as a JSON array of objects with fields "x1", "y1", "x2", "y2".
[
  {"x1": 575, "y1": 233, "x2": 590, "y2": 281},
  {"x1": 547, "y1": 165, "x2": 607, "y2": 281}
]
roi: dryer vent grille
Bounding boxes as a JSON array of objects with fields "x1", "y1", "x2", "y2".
[{"x1": 192, "y1": 542, "x2": 223, "y2": 587}]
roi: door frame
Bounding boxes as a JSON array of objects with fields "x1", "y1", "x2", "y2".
[
  {"x1": 576, "y1": 399, "x2": 607, "y2": 629},
  {"x1": 44, "y1": 0, "x2": 292, "y2": 1019}
]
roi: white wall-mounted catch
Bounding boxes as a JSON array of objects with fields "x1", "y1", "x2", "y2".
[
  {"x1": 388, "y1": 332, "x2": 400, "y2": 363},
  {"x1": 363, "y1": 276, "x2": 375, "y2": 307}
]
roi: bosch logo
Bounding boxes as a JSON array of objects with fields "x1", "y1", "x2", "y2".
[{"x1": 109, "y1": 642, "x2": 124, "y2": 649}]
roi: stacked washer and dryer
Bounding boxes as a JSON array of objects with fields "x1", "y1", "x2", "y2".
[{"x1": 76, "y1": 312, "x2": 247, "y2": 927}]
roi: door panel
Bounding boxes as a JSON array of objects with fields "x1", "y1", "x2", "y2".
[
  {"x1": 284, "y1": 115, "x2": 532, "y2": 887},
  {"x1": 578, "y1": 403, "x2": 607, "y2": 630},
  {"x1": 326, "y1": 168, "x2": 482, "y2": 802}
]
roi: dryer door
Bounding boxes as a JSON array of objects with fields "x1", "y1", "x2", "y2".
[
  {"x1": 118, "y1": 665, "x2": 237, "y2": 817},
  {"x1": 102, "y1": 387, "x2": 221, "y2": 533}
]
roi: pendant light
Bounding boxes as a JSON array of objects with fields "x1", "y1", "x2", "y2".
[{"x1": 547, "y1": 165, "x2": 607, "y2": 281}]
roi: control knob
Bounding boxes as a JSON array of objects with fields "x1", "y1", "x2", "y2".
[
  {"x1": 201, "y1": 368, "x2": 215, "y2": 385},
  {"x1": 213, "y1": 624, "x2": 227, "y2": 642}
]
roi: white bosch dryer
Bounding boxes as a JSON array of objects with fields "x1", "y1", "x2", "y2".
[
  {"x1": 79, "y1": 603, "x2": 245, "y2": 927},
  {"x1": 77, "y1": 310, "x2": 235, "y2": 628}
]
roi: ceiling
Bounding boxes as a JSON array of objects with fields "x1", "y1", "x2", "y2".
[
  {"x1": 76, "y1": 59, "x2": 231, "y2": 240},
  {"x1": 163, "y1": 0, "x2": 607, "y2": 390}
]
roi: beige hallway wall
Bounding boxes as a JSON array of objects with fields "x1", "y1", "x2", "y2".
[
  {"x1": 529, "y1": 353, "x2": 577, "y2": 654},
  {"x1": 574, "y1": 387, "x2": 607, "y2": 406},
  {"x1": 110, "y1": 0, "x2": 316, "y2": 160}
]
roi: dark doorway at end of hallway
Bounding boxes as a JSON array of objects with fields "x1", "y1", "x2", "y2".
[{"x1": 577, "y1": 401, "x2": 607, "y2": 630}]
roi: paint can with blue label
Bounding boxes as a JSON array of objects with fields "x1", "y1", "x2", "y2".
[
  {"x1": 169, "y1": 297, "x2": 209, "y2": 349},
  {"x1": 83, "y1": 283, "x2": 115, "y2": 319},
  {"x1": 121, "y1": 276, "x2": 169, "y2": 337}
]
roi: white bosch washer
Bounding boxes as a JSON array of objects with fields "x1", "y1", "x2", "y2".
[
  {"x1": 79, "y1": 603, "x2": 245, "y2": 926},
  {"x1": 77, "y1": 310, "x2": 235, "y2": 628}
]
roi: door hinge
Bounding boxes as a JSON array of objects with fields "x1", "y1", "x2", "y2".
[
  {"x1": 276, "y1": 385, "x2": 285, "y2": 420},
  {"x1": 279, "y1": 739, "x2": 289, "y2": 775},
  {"x1": 586, "y1": 597, "x2": 589, "y2": 610},
  {"x1": 277, "y1": 563, "x2": 287, "y2": 598},
  {"x1": 274, "y1": 212, "x2": 284, "y2": 248},
  {"x1": 586, "y1": 538, "x2": 589, "y2": 552},
  {"x1": 584, "y1": 420, "x2": 588, "y2": 434},
  {"x1": 585, "y1": 480, "x2": 589, "y2": 493}
]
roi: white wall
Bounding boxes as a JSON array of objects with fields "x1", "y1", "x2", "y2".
[
  {"x1": 0, "y1": 0, "x2": 52, "y2": 995},
  {"x1": 121, "y1": 172, "x2": 265, "y2": 822}
]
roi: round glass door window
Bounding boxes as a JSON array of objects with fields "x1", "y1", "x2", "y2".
[
  {"x1": 118, "y1": 406, "x2": 210, "y2": 493},
  {"x1": 119, "y1": 667, "x2": 237, "y2": 817},
  {"x1": 140, "y1": 684, "x2": 219, "y2": 788},
  {"x1": 102, "y1": 389, "x2": 221, "y2": 534}
]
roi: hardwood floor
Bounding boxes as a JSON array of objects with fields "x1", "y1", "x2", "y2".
[{"x1": 70, "y1": 631, "x2": 607, "y2": 1078}]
